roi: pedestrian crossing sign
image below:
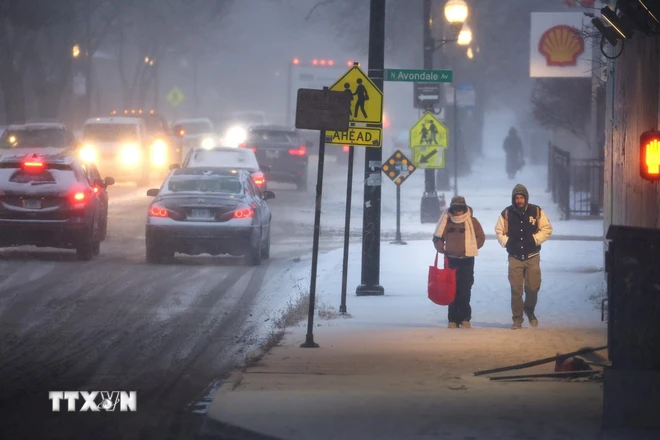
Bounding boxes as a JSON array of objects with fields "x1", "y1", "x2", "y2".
[
  {"x1": 328, "y1": 65, "x2": 383, "y2": 124},
  {"x1": 409, "y1": 112, "x2": 448, "y2": 169}
]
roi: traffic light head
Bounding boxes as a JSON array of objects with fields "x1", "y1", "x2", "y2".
[{"x1": 640, "y1": 130, "x2": 660, "y2": 180}]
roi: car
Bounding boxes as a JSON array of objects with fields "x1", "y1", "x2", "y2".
[
  {"x1": 0, "y1": 152, "x2": 114, "y2": 260},
  {"x1": 239, "y1": 125, "x2": 310, "y2": 191},
  {"x1": 80, "y1": 116, "x2": 153, "y2": 185},
  {"x1": 0, "y1": 122, "x2": 79, "y2": 159},
  {"x1": 112, "y1": 109, "x2": 183, "y2": 167},
  {"x1": 172, "y1": 118, "x2": 220, "y2": 155},
  {"x1": 179, "y1": 145, "x2": 268, "y2": 192},
  {"x1": 145, "y1": 168, "x2": 274, "y2": 265}
]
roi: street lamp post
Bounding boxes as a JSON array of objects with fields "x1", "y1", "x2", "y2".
[{"x1": 420, "y1": 0, "x2": 469, "y2": 223}]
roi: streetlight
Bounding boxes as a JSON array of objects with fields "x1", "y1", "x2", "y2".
[
  {"x1": 72, "y1": 44, "x2": 81, "y2": 58},
  {"x1": 457, "y1": 24, "x2": 472, "y2": 46},
  {"x1": 420, "y1": 0, "x2": 470, "y2": 223}
]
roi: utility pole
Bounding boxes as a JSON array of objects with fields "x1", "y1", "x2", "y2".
[
  {"x1": 420, "y1": 0, "x2": 444, "y2": 223},
  {"x1": 85, "y1": 0, "x2": 92, "y2": 118},
  {"x1": 355, "y1": 0, "x2": 385, "y2": 297}
]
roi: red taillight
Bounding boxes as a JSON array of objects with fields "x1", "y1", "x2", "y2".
[
  {"x1": 252, "y1": 172, "x2": 265, "y2": 186},
  {"x1": 342, "y1": 145, "x2": 349, "y2": 152},
  {"x1": 233, "y1": 207, "x2": 254, "y2": 218},
  {"x1": 288, "y1": 146, "x2": 306, "y2": 156},
  {"x1": 149, "y1": 205, "x2": 168, "y2": 217},
  {"x1": 93, "y1": 186, "x2": 99, "y2": 193},
  {"x1": 239, "y1": 143, "x2": 257, "y2": 153},
  {"x1": 73, "y1": 192, "x2": 85, "y2": 201},
  {"x1": 24, "y1": 161, "x2": 44, "y2": 168}
]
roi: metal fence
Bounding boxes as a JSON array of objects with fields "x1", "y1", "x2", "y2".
[{"x1": 546, "y1": 143, "x2": 604, "y2": 220}]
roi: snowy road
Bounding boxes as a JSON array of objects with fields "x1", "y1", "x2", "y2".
[{"x1": 0, "y1": 163, "x2": 346, "y2": 439}]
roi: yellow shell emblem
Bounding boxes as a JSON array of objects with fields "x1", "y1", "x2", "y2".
[{"x1": 538, "y1": 25, "x2": 584, "y2": 67}]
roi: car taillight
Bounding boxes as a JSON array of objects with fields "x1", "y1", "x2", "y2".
[
  {"x1": 73, "y1": 192, "x2": 85, "y2": 201},
  {"x1": 252, "y1": 172, "x2": 265, "y2": 186},
  {"x1": 239, "y1": 143, "x2": 257, "y2": 153},
  {"x1": 220, "y1": 206, "x2": 254, "y2": 221},
  {"x1": 93, "y1": 186, "x2": 99, "y2": 193},
  {"x1": 149, "y1": 204, "x2": 183, "y2": 220},
  {"x1": 288, "y1": 145, "x2": 306, "y2": 156},
  {"x1": 233, "y1": 207, "x2": 254, "y2": 218}
]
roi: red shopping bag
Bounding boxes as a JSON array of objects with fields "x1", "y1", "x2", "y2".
[{"x1": 428, "y1": 252, "x2": 456, "y2": 306}]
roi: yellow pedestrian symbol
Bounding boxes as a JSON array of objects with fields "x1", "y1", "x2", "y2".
[
  {"x1": 409, "y1": 112, "x2": 448, "y2": 169},
  {"x1": 329, "y1": 65, "x2": 383, "y2": 124},
  {"x1": 167, "y1": 87, "x2": 185, "y2": 107}
]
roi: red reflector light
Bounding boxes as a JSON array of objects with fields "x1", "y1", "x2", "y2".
[
  {"x1": 252, "y1": 172, "x2": 265, "y2": 186},
  {"x1": 233, "y1": 208, "x2": 254, "y2": 218},
  {"x1": 149, "y1": 205, "x2": 168, "y2": 217},
  {"x1": 288, "y1": 146, "x2": 306, "y2": 156}
]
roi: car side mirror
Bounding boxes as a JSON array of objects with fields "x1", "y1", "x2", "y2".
[
  {"x1": 146, "y1": 188, "x2": 159, "y2": 197},
  {"x1": 263, "y1": 190, "x2": 275, "y2": 200},
  {"x1": 104, "y1": 177, "x2": 115, "y2": 186},
  {"x1": 169, "y1": 163, "x2": 180, "y2": 170}
]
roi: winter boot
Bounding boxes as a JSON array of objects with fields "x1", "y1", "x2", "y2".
[
  {"x1": 526, "y1": 313, "x2": 539, "y2": 328},
  {"x1": 448, "y1": 322, "x2": 458, "y2": 329},
  {"x1": 511, "y1": 322, "x2": 522, "y2": 330},
  {"x1": 460, "y1": 321, "x2": 472, "y2": 328}
]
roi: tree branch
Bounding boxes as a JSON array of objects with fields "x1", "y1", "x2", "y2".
[{"x1": 305, "y1": 0, "x2": 337, "y2": 21}]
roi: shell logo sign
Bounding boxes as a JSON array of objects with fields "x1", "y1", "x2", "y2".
[
  {"x1": 530, "y1": 12, "x2": 590, "y2": 78},
  {"x1": 538, "y1": 25, "x2": 584, "y2": 67}
]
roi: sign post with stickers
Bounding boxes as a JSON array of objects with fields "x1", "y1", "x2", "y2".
[{"x1": 382, "y1": 150, "x2": 416, "y2": 245}]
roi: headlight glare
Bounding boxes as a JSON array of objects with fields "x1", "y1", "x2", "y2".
[
  {"x1": 79, "y1": 145, "x2": 97, "y2": 163},
  {"x1": 121, "y1": 144, "x2": 141, "y2": 166}
]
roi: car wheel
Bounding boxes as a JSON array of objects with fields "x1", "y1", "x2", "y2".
[
  {"x1": 76, "y1": 230, "x2": 98, "y2": 261},
  {"x1": 296, "y1": 176, "x2": 307, "y2": 192},
  {"x1": 92, "y1": 240, "x2": 101, "y2": 256},
  {"x1": 146, "y1": 243, "x2": 164, "y2": 264},
  {"x1": 261, "y1": 230, "x2": 270, "y2": 260},
  {"x1": 244, "y1": 243, "x2": 261, "y2": 266},
  {"x1": 100, "y1": 210, "x2": 108, "y2": 241}
]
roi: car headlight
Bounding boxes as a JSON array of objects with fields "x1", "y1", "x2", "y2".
[
  {"x1": 201, "y1": 137, "x2": 216, "y2": 149},
  {"x1": 121, "y1": 144, "x2": 141, "y2": 166},
  {"x1": 79, "y1": 145, "x2": 97, "y2": 163},
  {"x1": 151, "y1": 139, "x2": 168, "y2": 167},
  {"x1": 224, "y1": 126, "x2": 247, "y2": 147}
]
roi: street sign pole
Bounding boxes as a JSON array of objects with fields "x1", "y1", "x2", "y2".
[
  {"x1": 453, "y1": 85, "x2": 458, "y2": 197},
  {"x1": 420, "y1": 0, "x2": 442, "y2": 224},
  {"x1": 339, "y1": 145, "x2": 355, "y2": 314},
  {"x1": 391, "y1": 184, "x2": 406, "y2": 245},
  {"x1": 301, "y1": 124, "x2": 326, "y2": 348},
  {"x1": 356, "y1": 0, "x2": 385, "y2": 297}
]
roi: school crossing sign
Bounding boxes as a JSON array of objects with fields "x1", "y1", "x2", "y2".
[
  {"x1": 324, "y1": 65, "x2": 383, "y2": 148},
  {"x1": 409, "y1": 112, "x2": 448, "y2": 169}
]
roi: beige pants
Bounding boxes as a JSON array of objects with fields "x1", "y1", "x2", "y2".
[{"x1": 508, "y1": 255, "x2": 541, "y2": 324}]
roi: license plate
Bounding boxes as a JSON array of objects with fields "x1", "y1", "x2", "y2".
[
  {"x1": 265, "y1": 150, "x2": 279, "y2": 159},
  {"x1": 189, "y1": 209, "x2": 211, "y2": 219},
  {"x1": 23, "y1": 199, "x2": 41, "y2": 209}
]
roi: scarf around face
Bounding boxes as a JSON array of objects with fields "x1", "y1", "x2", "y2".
[{"x1": 433, "y1": 208, "x2": 479, "y2": 257}]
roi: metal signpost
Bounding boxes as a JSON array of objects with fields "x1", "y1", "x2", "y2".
[
  {"x1": 382, "y1": 150, "x2": 417, "y2": 245},
  {"x1": 294, "y1": 87, "x2": 351, "y2": 348}
]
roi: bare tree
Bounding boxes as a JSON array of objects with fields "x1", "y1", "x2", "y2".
[{"x1": 531, "y1": 78, "x2": 592, "y2": 145}]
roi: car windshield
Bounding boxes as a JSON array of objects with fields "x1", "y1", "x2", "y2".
[
  {"x1": 165, "y1": 174, "x2": 243, "y2": 194},
  {"x1": 83, "y1": 124, "x2": 138, "y2": 142},
  {"x1": 249, "y1": 130, "x2": 299, "y2": 144},
  {"x1": 0, "y1": 129, "x2": 70, "y2": 149},
  {"x1": 177, "y1": 121, "x2": 213, "y2": 135},
  {"x1": 186, "y1": 149, "x2": 259, "y2": 169}
]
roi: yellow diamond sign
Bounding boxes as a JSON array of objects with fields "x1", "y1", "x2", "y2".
[
  {"x1": 167, "y1": 87, "x2": 185, "y2": 107},
  {"x1": 382, "y1": 150, "x2": 416, "y2": 185}
]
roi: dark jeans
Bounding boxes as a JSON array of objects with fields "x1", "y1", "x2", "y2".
[{"x1": 447, "y1": 257, "x2": 475, "y2": 323}]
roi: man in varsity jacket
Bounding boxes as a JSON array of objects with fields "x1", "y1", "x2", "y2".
[{"x1": 494, "y1": 184, "x2": 553, "y2": 330}]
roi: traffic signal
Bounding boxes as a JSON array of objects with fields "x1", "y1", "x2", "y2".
[{"x1": 640, "y1": 130, "x2": 660, "y2": 180}]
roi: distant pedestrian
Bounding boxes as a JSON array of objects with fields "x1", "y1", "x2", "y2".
[
  {"x1": 503, "y1": 127, "x2": 524, "y2": 179},
  {"x1": 494, "y1": 184, "x2": 553, "y2": 330},
  {"x1": 432, "y1": 196, "x2": 486, "y2": 329}
]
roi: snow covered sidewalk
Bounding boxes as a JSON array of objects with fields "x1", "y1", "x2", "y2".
[{"x1": 204, "y1": 239, "x2": 622, "y2": 439}]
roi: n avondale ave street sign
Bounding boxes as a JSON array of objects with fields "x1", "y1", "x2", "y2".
[{"x1": 385, "y1": 69, "x2": 453, "y2": 83}]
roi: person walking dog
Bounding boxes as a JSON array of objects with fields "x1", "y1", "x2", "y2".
[
  {"x1": 495, "y1": 184, "x2": 553, "y2": 330},
  {"x1": 432, "y1": 196, "x2": 486, "y2": 328}
]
